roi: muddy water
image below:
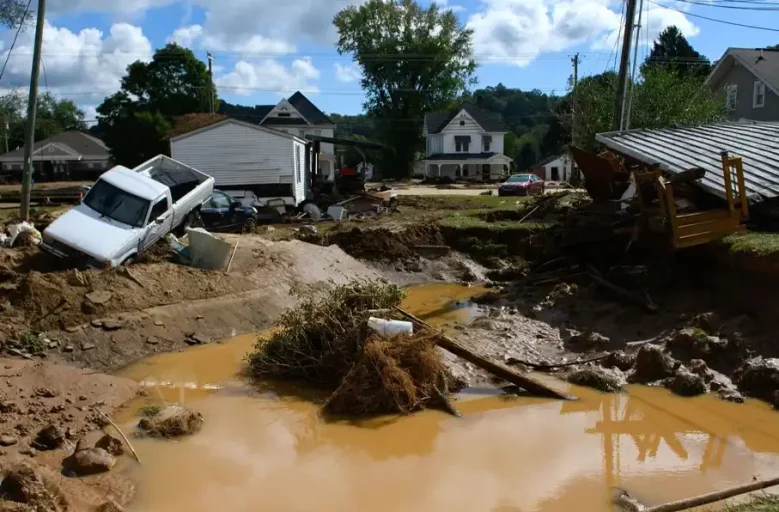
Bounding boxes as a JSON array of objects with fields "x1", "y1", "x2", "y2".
[{"x1": 115, "y1": 284, "x2": 779, "y2": 512}]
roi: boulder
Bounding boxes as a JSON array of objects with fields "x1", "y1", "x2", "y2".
[
  {"x1": 0, "y1": 464, "x2": 60, "y2": 511},
  {"x1": 65, "y1": 448, "x2": 116, "y2": 476},
  {"x1": 718, "y1": 388, "x2": 745, "y2": 404},
  {"x1": 733, "y1": 358, "x2": 779, "y2": 402},
  {"x1": 667, "y1": 370, "x2": 708, "y2": 397},
  {"x1": 604, "y1": 351, "x2": 635, "y2": 372},
  {"x1": 687, "y1": 359, "x2": 714, "y2": 382},
  {"x1": 95, "y1": 434, "x2": 124, "y2": 456},
  {"x1": 630, "y1": 344, "x2": 676, "y2": 384},
  {"x1": 567, "y1": 366, "x2": 625, "y2": 393},
  {"x1": 32, "y1": 424, "x2": 65, "y2": 451},
  {"x1": 137, "y1": 405, "x2": 203, "y2": 438}
]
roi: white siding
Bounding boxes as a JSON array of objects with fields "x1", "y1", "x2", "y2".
[
  {"x1": 484, "y1": 133, "x2": 504, "y2": 154},
  {"x1": 540, "y1": 156, "x2": 573, "y2": 181},
  {"x1": 292, "y1": 139, "x2": 308, "y2": 203},
  {"x1": 441, "y1": 112, "x2": 484, "y2": 154},
  {"x1": 170, "y1": 121, "x2": 304, "y2": 202}
]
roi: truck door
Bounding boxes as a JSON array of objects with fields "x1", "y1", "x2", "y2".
[{"x1": 140, "y1": 196, "x2": 173, "y2": 252}]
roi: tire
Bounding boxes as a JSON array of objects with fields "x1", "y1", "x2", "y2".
[
  {"x1": 498, "y1": 190, "x2": 506, "y2": 197},
  {"x1": 241, "y1": 218, "x2": 257, "y2": 234},
  {"x1": 176, "y1": 210, "x2": 203, "y2": 236},
  {"x1": 120, "y1": 255, "x2": 135, "y2": 267}
]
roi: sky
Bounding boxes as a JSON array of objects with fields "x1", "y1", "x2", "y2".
[{"x1": 0, "y1": 0, "x2": 777, "y2": 124}]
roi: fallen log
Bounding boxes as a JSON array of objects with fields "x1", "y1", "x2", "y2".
[
  {"x1": 643, "y1": 475, "x2": 779, "y2": 512},
  {"x1": 507, "y1": 352, "x2": 611, "y2": 370},
  {"x1": 589, "y1": 271, "x2": 658, "y2": 313},
  {"x1": 395, "y1": 307, "x2": 574, "y2": 401}
]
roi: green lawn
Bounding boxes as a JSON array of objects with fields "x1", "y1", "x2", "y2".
[
  {"x1": 722, "y1": 232, "x2": 779, "y2": 257},
  {"x1": 721, "y1": 496, "x2": 779, "y2": 511}
]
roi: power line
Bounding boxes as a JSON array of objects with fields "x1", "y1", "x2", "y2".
[
  {"x1": 673, "y1": 0, "x2": 779, "y2": 9},
  {"x1": 0, "y1": 0, "x2": 33, "y2": 81},
  {"x1": 648, "y1": 0, "x2": 779, "y2": 30}
]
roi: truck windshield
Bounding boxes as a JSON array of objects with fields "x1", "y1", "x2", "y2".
[{"x1": 82, "y1": 179, "x2": 150, "y2": 228}]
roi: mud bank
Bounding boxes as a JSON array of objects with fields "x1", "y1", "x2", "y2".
[{"x1": 0, "y1": 237, "x2": 380, "y2": 372}]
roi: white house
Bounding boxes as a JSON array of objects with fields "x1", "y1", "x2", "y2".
[
  {"x1": 169, "y1": 118, "x2": 310, "y2": 207},
  {"x1": 530, "y1": 154, "x2": 575, "y2": 182},
  {"x1": 422, "y1": 103, "x2": 512, "y2": 181},
  {"x1": 254, "y1": 92, "x2": 337, "y2": 181}
]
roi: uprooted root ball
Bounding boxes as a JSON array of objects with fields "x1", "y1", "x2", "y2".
[
  {"x1": 324, "y1": 333, "x2": 454, "y2": 416},
  {"x1": 248, "y1": 281, "x2": 457, "y2": 416}
]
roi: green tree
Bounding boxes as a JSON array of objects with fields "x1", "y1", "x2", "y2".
[
  {"x1": 95, "y1": 43, "x2": 216, "y2": 167},
  {"x1": 0, "y1": 91, "x2": 85, "y2": 152},
  {"x1": 569, "y1": 67, "x2": 724, "y2": 151},
  {"x1": 0, "y1": 0, "x2": 32, "y2": 29},
  {"x1": 334, "y1": 0, "x2": 476, "y2": 178},
  {"x1": 641, "y1": 26, "x2": 711, "y2": 78}
]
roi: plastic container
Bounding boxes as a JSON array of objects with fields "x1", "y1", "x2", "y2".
[{"x1": 367, "y1": 317, "x2": 414, "y2": 338}]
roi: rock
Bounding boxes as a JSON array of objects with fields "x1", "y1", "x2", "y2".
[
  {"x1": 733, "y1": 358, "x2": 779, "y2": 402},
  {"x1": 102, "y1": 319, "x2": 125, "y2": 331},
  {"x1": 667, "y1": 370, "x2": 708, "y2": 397},
  {"x1": 65, "y1": 448, "x2": 116, "y2": 476},
  {"x1": 81, "y1": 342, "x2": 95, "y2": 351},
  {"x1": 185, "y1": 333, "x2": 208, "y2": 345},
  {"x1": 63, "y1": 345, "x2": 74, "y2": 353},
  {"x1": 153, "y1": 320, "x2": 164, "y2": 327},
  {"x1": 0, "y1": 464, "x2": 60, "y2": 510},
  {"x1": 137, "y1": 405, "x2": 204, "y2": 438},
  {"x1": 719, "y1": 388, "x2": 745, "y2": 404},
  {"x1": 32, "y1": 424, "x2": 65, "y2": 450},
  {"x1": 64, "y1": 326, "x2": 81, "y2": 334},
  {"x1": 568, "y1": 331, "x2": 611, "y2": 351},
  {"x1": 47, "y1": 341, "x2": 58, "y2": 349},
  {"x1": 687, "y1": 359, "x2": 714, "y2": 382},
  {"x1": 0, "y1": 400, "x2": 20, "y2": 413},
  {"x1": 95, "y1": 433, "x2": 124, "y2": 456},
  {"x1": 472, "y1": 291, "x2": 501, "y2": 305},
  {"x1": 146, "y1": 336, "x2": 160, "y2": 346},
  {"x1": 630, "y1": 344, "x2": 676, "y2": 384},
  {"x1": 17, "y1": 446, "x2": 36, "y2": 457},
  {"x1": 91, "y1": 319, "x2": 103, "y2": 328},
  {"x1": 0, "y1": 435, "x2": 18, "y2": 446},
  {"x1": 690, "y1": 312, "x2": 721, "y2": 334},
  {"x1": 470, "y1": 317, "x2": 497, "y2": 330},
  {"x1": 85, "y1": 291, "x2": 112, "y2": 305},
  {"x1": 604, "y1": 351, "x2": 635, "y2": 372},
  {"x1": 567, "y1": 366, "x2": 625, "y2": 393},
  {"x1": 34, "y1": 387, "x2": 58, "y2": 398}
]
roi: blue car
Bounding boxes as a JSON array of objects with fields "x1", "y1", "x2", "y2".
[{"x1": 199, "y1": 190, "x2": 259, "y2": 233}]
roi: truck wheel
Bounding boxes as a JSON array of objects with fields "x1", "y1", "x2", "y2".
[
  {"x1": 120, "y1": 255, "x2": 136, "y2": 266},
  {"x1": 176, "y1": 210, "x2": 203, "y2": 236}
]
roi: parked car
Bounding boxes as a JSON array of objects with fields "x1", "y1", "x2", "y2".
[
  {"x1": 498, "y1": 174, "x2": 545, "y2": 196},
  {"x1": 200, "y1": 190, "x2": 259, "y2": 233},
  {"x1": 41, "y1": 155, "x2": 214, "y2": 268}
]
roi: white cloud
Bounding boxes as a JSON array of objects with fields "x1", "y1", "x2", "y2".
[
  {"x1": 216, "y1": 57, "x2": 320, "y2": 96},
  {"x1": 592, "y1": 4, "x2": 698, "y2": 50},
  {"x1": 167, "y1": 24, "x2": 203, "y2": 48},
  {"x1": 1, "y1": 21, "x2": 153, "y2": 103},
  {"x1": 467, "y1": 0, "x2": 697, "y2": 67},
  {"x1": 82, "y1": 105, "x2": 99, "y2": 122},
  {"x1": 432, "y1": 0, "x2": 466, "y2": 12},
  {"x1": 334, "y1": 63, "x2": 361, "y2": 83}
]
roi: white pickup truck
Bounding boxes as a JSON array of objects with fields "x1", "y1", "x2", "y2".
[{"x1": 41, "y1": 155, "x2": 215, "y2": 268}]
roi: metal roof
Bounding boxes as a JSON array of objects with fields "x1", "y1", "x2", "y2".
[{"x1": 595, "y1": 121, "x2": 779, "y2": 203}]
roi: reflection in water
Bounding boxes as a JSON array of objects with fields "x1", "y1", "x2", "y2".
[{"x1": 114, "y1": 284, "x2": 779, "y2": 512}]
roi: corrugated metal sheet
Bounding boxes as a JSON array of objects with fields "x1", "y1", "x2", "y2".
[
  {"x1": 170, "y1": 120, "x2": 307, "y2": 205},
  {"x1": 595, "y1": 121, "x2": 779, "y2": 203}
]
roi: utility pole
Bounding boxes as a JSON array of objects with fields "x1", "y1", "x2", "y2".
[
  {"x1": 622, "y1": 0, "x2": 644, "y2": 131},
  {"x1": 3, "y1": 120, "x2": 8, "y2": 154},
  {"x1": 613, "y1": 0, "x2": 638, "y2": 131},
  {"x1": 571, "y1": 53, "x2": 579, "y2": 147},
  {"x1": 20, "y1": 0, "x2": 46, "y2": 221},
  {"x1": 207, "y1": 52, "x2": 215, "y2": 114}
]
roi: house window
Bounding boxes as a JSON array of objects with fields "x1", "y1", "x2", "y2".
[
  {"x1": 298, "y1": 129, "x2": 306, "y2": 137},
  {"x1": 455, "y1": 136, "x2": 470, "y2": 153},
  {"x1": 483, "y1": 136, "x2": 492, "y2": 152},
  {"x1": 459, "y1": 120, "x2": 465, "y2": 126},
  {"x1": 726, "y1": 85, "x2": 738, "y2": 111},
  {"x1": 754, "y1": 81, "x2": 766, "y2": 108},
  {"x1": 295, "y1": 146, "x2": 301, "y2": 183}
]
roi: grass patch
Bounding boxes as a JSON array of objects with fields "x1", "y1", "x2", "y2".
[
  {"x1": 398, "y1": 195, "x2": 531, "y2": 212},
  {"x1": 19, "y1": 332, "x2": 46, "y2": 354},
  {"x1": 722, "y1": 232, "x2": 779, "y2": 257},
  {"x1": 140, "y1": 405, "x2": 162, "y2": 418}
]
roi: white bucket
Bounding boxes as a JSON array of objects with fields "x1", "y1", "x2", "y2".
[{"x1": 367, "y1": 317, "x2": 414, "y2": 338}]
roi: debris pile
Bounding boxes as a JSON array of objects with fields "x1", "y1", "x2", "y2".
[{"x1": 248, "y1": 281, "x2": 459, "y2": 416}]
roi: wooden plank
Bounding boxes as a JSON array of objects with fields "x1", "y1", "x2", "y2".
[
  {"x1": 395, "y1": 307, "x2": 575, "y2": 401},
  {"x1": 676, "y1": 217, "x2": 738, "y2": 238},
  {"x1": 735, "y1": 157, "x2": 749, "y2": 220},
  {"x1": 676, "y1": 210, "x2": 730, "y2": 225},
  {"x1": 643, "y1": 474, "x2": 779, "y2": 512},
  {"x1": 674, "y1": 224, "x2": 746, "y2": 249}
]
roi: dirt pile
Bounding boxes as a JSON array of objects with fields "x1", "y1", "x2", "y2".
[
  {"x1": 249, "y1": 281, "x2": 457, "y2": 416},
  {"x1": 0, "y1": 464, "x2": 63, "y2": 512},
  {"x1": 322, "y1": 225, "x2": 444, "y2": 270}
]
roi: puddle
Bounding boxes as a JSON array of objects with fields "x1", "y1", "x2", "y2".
[
  {"x1": 400, "y1": 282, "x2": 488, "y2": 326},
  {"x1": 114, "y1": 284, "x2": 779, "y2": 512}
]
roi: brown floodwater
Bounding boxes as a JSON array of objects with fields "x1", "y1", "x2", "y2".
[{"x1": 115, "y1": 283, "x2": 779, "y2": 512}]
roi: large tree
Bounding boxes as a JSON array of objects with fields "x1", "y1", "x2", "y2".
[
  {"x1": 0, "y1": 0, "x2": 32, "y2": 29},
  {"x1": 569, "y1": 66, "x2": 724, "y2": 151},
  {"x1": 95, "y1": 43, "x2": 215, "y2": 167},
  {"x1": 641, "y1": 26, "x2": 711, "y2": 78},
  {"x1": 334, "y1": 0, "x2": 476, "y2": 178}
]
